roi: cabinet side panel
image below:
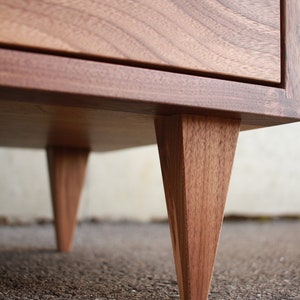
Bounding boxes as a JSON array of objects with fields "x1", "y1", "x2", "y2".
[{"x1": 285, "y1": 0, "x2": 300, "y2": 99}]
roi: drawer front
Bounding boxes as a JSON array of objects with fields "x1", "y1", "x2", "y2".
[{"x1": 0, "y1": 0, "x2": 280, "y2": 82}]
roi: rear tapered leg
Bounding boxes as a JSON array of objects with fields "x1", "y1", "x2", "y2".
[
  {"x1": 47, "y1": 147, "x2": 89, "y2": 252},
  {"x1": 156, "y1": 115, "x2": 240, "y2": 300}
]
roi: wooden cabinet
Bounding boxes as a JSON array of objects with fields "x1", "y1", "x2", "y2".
[{"x1": 0, "y1": 1, "x2": 299, "y2": 299}]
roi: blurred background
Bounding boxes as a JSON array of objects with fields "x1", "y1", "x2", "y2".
[{"x1": 1, "y1": 122, "x2": 300, "y2": 224}]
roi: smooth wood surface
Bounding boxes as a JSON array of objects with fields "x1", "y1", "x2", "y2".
[
  {"x1": 285, "y1": 0, "x2": 300, "y2": 100},
  {"x1": 0, "y1": 49, "x2": 299, "y2": 150},
  {"x1": 0, "y1": 99, "x2": 156, "y2": 151},
  {"x1": 47, "y1": 147, "x2": 89, "y2": 252},
  {"x1": 156, "y1": 115, "x2": 240, "y2": 300},
  {"x1": 0, "y1": 0, "x2": 280, "y2": 82},
  {"x1": 0, "y1": 49, "x2": 290, "y2": 123}
]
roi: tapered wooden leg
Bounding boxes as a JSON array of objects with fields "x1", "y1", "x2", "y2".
[
  {"x1": 47, "y1": 147, "x2": 89, "y2": 252},
  {"x1": 156, "y1": 115, "x2": 240, "y2": 300}
]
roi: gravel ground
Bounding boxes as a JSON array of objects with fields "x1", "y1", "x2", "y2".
[{"x1": 0, "y1": 220, "x2": 300, "y2": 299}]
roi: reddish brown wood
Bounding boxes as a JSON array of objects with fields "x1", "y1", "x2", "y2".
[
  {"x1": 0, "y1": 49, "x2": 299, "y2": 151},
  {"x1": 0, "y1": 0, "x2": 281, "y2": 82},
  {"x1": 47, "y1": 147, "x2": 89, "y2": 252},
  {"x1": 285, "y1": 0, "x2": 300, "y2": 100},
  {"x1": 0, "y1": 49, "x2": 286, "y2": 121},
  {"x1": 0, "y1": 99, "x2": 156, "y2": 151},
  {"x1": 0, "y1": 3, "x2": 299, "y2": 298},
  {"x1": 156, "y1": 115, "x2": 240, "y2": 300}
]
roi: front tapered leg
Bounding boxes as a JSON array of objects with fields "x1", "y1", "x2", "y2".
[
  {"x1": 47, "y1": 147, "x2": 89, "y2": 252},
  {"x1": 156, "y1": 115, "x2": 240, "y2": 300}
]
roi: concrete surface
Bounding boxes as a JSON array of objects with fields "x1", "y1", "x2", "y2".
[{"x1": 0, "y1": 220, "x2": 300, "y2": 299}]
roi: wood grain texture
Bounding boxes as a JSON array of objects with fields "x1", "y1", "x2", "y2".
[
  {"x1": 0, "y1": 49, "x2": 298, "y2": 123},
  {"x1": 0, "y1": 0, "x2": 280, "y2": 82},
  {"x1": 0, "y1": 99, "x2": 156, "y2": 151},
  {"x1": 47, "y1": 147, "x2": 89, "y2": 252},
  {"x1": 0, "y1": 47, "x2": 299, "y2": 151},
  {"x1": 285, "y1": 0, "x2": 300, "y2": 100},
  {"x1": 156, "y1": 115, "x2": 240, "y2": 300},
  {"x1": 0, "y1": 48, "x2": 298, "y2": 151}
]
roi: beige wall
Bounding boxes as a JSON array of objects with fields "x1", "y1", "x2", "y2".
[{"x1": 1, "y1": 122, "x2": 300, "y2": 223}]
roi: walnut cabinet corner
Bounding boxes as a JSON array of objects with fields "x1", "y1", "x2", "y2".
[{"x1": 0, "y1": 1, "x2": 300, "y2": 299}]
